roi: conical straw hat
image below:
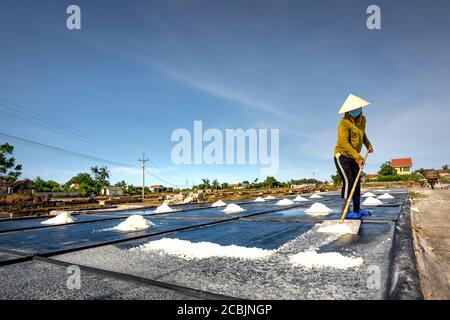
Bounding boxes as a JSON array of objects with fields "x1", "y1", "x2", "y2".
[{"x1": 338, "y1": 94, "x2": 370, "y2": 114}]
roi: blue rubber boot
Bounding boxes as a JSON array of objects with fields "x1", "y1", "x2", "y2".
[
  {"x1": 345, "y1": 210, "x2": 361, "y2": 219},
  {"x1": 359, "y1": 208, "x2": 372, "y2": 216}
]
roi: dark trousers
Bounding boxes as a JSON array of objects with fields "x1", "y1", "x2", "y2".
[{"x1": 334, "y1": 154, "x2": 361, "y2": 211}]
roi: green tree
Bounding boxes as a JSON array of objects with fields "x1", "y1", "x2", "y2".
[
  {"x1": 331, "y1": 170, "x2": 342, "y2": 184},
  {"x1": 264, "y1": 176, "x2": 279, "y2": 188},
  {"x1": 212, "y1": 179, "x2": 220, "y2": 190},
  {"x1": 115, "y1": 180, "x2": 127, "y2": 191},
  {"x1": 34, "y1": 177, "x2": 61, "y2": 192},
  {"x1": 221, "y1": 182, "x2": 230, "y2": 189},
  {"x1": 91, "y1": 166, "x2": 110, "y2": 188},
  {"x1": 200, "y1": 178, "x2": 211, "y2": 189},
  {"x1": 65, "y1": 172, "x2": 98, "y2": 195},
  {"x1": 127, "y1": 184, "x2": 137, "y2": 195},
  {"x1": 443, "y1": 164, "x2": 449, "y2": 170},
  {"x1": 0, "y1": 143, "x2": 22, "y2": 183},
  {"x1": 415, "y1": 168, "x2": 425, "y2": 175},
  {"x1": 378, "y1": 161, "x2": 397, "y2": 176}
]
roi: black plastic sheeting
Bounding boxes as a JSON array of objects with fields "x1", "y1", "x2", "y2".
[
  {"x1": 0, "y1": 198, "x2": 296, "y2": 233},
  {"x1": 0, "y1": 190, "x2": 421, "y2": 300},
  {"x1": 0, "y1": 218, "x2": 207, "y2": 254},
  {"x1": 385, "y1": 198, "x2": 423, "y2": 299},
  {"x1": 260, "y1": 202, "x2": 403, "y2": 221},
  {"x1": 115, "y1": 219, "x2": 317, "y2": 251},
  {"x1": 0, "y1": 214, "x2": 123, "y2": 233}
]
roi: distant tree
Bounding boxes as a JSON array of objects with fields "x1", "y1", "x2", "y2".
[
  {"x1": 34, "y1": 177, "x2": 61, "y2": 192},
  {"x1": 91, "y1": 166, "x2": 110, "y2": 188},
  {"x1": 0, "y1": 143, "x2": 22, "y2": 183},
  {"x1": 200, "y1": 178, "x2": 211, "y2": 189},
  {"x1": 378, "y1": 161, "x2": 397, "y2": 176},
  {"x1": 415, "y1": 168, "x2": 425, "y2": 175},
  {"x1": 264, "y1": 176, "x2": 279, "y2": 188},
  {"x1": 212, "y1": 179, "x2": 220, "y2": 190},
  {"x1": 221, "y1": 182, "x2": 230, "y2": 189},
  {"x1": 115, "y1": 180, "x2": 127, "y2": 191},
  {"x1": 443, "y1": 164, "x2": 449, "y2": 170},
  {"x1": 127, "y1": 184, "x2": 137, "y2": 195},
  {"x1": 290, "y1": 178, "x2": 323, "y2": 185},
  {"x1": 331, "y1": 170, "x2": 342, "y2": 184},
  {"x1": 65, "y1": 172, "x2": 98, "y2": 195},
  {"x1": 279, "y1": 182, "x2": 289, "y2": 188}
]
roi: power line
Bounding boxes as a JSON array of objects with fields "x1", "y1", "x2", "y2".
[
  {"x1": 0, "y1": 131, "x2": 184, "y2": 187},
  {"x1": 0, "y1": 99, "x2": 137, "y2": 155},
  {"x1": 0, "y1": 97, "x2": 175, "y2": 180},
  {"x1": 0, "y1": 132, "x2": 139, "y2": 169},
  {"x1": 0, "y1": 107, "x2": 128, "y2": 155},
  {"x1": 146, "y1": 169, "x2": 184, "y2": 188}
]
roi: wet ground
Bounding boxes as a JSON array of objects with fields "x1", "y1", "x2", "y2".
[{"x1": 0, "y1": 189, "x2": 420, "y2": 300}]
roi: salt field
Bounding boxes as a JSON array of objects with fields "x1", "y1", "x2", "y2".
[{"x1": 0, "y1": 189, "x2": 421, "y2": 299}]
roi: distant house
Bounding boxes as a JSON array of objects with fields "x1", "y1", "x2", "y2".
[
  {"x1": 149, "y1": 184, "x2": 166, "y2": 193},
  {"x1": 101, "y1": 186, "x2": 123, "y2": 196},
  {"x1": 391, "y1": 158, "x2": 413, "y2": 175},
  {"x1": 438, "y1": 169, "x2": 450, "y2": 178},
  {"x1": 69, "y1": 183, "x2": 81, "y2": 190},
  {"x1": 230, "y1": 184, "x2": 244, "y2": 190}
]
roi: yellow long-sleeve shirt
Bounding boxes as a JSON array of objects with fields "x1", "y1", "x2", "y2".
[{"x1": 334, "y1": 113, "x2": 372, "y2": 162}]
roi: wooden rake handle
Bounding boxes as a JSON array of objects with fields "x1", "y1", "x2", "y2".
[{"x1": 339, "y1": 150, "x2": 370, "y2": 223}]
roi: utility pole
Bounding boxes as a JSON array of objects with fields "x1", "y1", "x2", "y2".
[{"x1": 139, "y1": 153, "x2": 149, "y2": 202}]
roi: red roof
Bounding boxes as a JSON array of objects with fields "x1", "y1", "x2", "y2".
[{"x1": 391, "y1": 158, "x2": 413, "y2": 168}]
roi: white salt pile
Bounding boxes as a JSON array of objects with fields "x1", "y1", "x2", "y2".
[
  {"x1": 114, "y1": 215, "x2": 154, "y2": 231},
  {"x1": 264, "y1": 195, "x2": 275, "y2": 200},
  {"x1": 254, "y1": 197, "x2": 265, "y2": 202},
  {"x1": 293, "y1": 195, "x2": 308, "y2": 202},
  {"x1": 362, "y1": 192, "x2": 376, "y2": 197},
  {"x1": 41, "y1": 211, "x2": 75, "y2": 225},
  {"x1": 412, "y1": 207, "x2": 421, "y2": 213},
  {"x1": 377, "y1": 193, "x2": 394, "y2": 199},
  {"x1": 309, "y1": 194, "x2": 322, "y2": 199},
  {"x1": 362, "y1": 197, "x2": 383, "y2": 206},
  {"x1": 135, "y1": 238, "x2": 275, "y2": 260},
  {"x1": 276, "y1": 198, "x2": 294, "y2": 206},
  {"x1": 305, "y1": 202, "x2": 332, "y2": 215},
  {"x1": 290, "y1": 251, "x2": 363, "y2": 270},
  {"x1": 317, "y1": 223, "x2": 353, "y2": 234},
  {"x1": 211, "y1": 200, "x2": 227, "y2": 207},
  {"x1": 222, "y1": 203, "x2": 246, "y2": 214},
  {"x1": 154, "y1": 204, "x2": 175, "y2": 213}
]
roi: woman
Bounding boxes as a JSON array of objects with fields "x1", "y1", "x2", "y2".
[{"x1": 334, "y1": 94, "x2": 374, "y2": 219}]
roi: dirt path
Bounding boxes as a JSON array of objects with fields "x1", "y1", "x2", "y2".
[{"x1": 410, "y1": 189, "x2": 450, "y2": 299}]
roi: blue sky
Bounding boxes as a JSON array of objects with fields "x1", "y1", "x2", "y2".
[{"x1": 0, "y1": 0, "x2": 449, "y2": 186}]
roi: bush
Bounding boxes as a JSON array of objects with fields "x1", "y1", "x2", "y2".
[
  {"x1": 0, "y1": 193, "x2": 33, "y2": 205},
  {"x1": 374, "y1": 174, "x2": 420, "y2": 182}
]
